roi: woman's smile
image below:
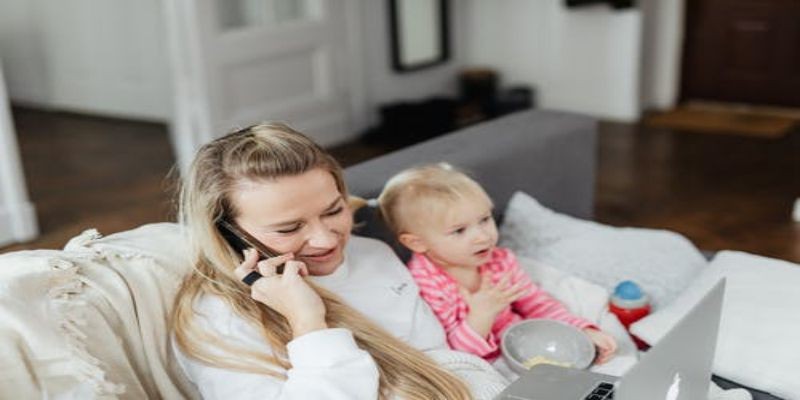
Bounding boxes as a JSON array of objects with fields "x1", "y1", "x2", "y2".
[{"x1": 298, "y1": 247, "x2": 339, "y2": 263}]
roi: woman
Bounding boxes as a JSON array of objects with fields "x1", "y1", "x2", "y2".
[{"x1": 171, "y1": 123, "x2": 506, "y2": 399}]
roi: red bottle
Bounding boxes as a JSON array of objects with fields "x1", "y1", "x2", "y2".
[{"x1": 608, "y1": 280, "x2": 651, "y2": 350}]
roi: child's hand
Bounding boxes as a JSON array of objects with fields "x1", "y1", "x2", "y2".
[
  {"x1": 583, "y1": 327, "x2": 618, "y2": 365},
  {"x1": 461, "y1": 273, "x2": 528, "y2": 337}
]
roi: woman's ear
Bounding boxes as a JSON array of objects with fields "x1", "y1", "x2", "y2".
[{"x1": 398, "y1": 232, "x2": 427, "y2": 253}]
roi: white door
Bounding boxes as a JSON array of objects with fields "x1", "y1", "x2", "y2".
[{"x1": 165, "y1": 0, "x2": 363, "y2": 171}]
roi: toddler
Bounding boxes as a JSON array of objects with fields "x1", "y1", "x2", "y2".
[{"x1": 373, "y1": 163, "x2": 617, "y2": 364}]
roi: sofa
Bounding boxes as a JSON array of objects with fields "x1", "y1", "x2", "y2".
[{"x1": 0, "y1": 110, "x2": 791, "y2": 399}]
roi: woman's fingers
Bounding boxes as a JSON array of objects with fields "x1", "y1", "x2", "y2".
[
  {"x1": 296, "y1": 262, "x2": 310, "y2": 276},
  {"x1": 256, "y1": 253, "x2": 294, "y2": 277},
  {"x1": 235, "y1": 250, "x2": 293, "y2": 285},
  {"x1": 233, "y1": 248, "x2": 261, "y2": 280},
  {"x1": 248, "y1": 258, "x2": 326, "y2": 337},
  {"x1": 280, "y1": 260, "x2": 305, "y2": 278}
]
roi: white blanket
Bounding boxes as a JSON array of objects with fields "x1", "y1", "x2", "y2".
[
  {"x1": 632, "y1": 251, "x2": 800, "y2": 399},
  {"x1": 0, "y1": 224, "x2": 199, "y2": 400}
]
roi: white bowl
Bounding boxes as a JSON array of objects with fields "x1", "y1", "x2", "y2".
[{"x1": 501, "y1": 319, "x2": 596, "y2": 374}]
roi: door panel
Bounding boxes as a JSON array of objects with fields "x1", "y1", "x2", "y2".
[
  {"x1": 682, "y1": 0, "x2": 800, "y2": 106},
  {"x1": 166, "y1": 0, "x2": 359, "y2": 170}
]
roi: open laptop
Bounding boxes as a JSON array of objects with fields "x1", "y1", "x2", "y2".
[{"x1": 496, "y1": 278, "x2": 726, "y2": 400}]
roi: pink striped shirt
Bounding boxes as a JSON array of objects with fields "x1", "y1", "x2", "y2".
[{"x1": 407, "y1": 247, "x2": 595, "y2": 361}]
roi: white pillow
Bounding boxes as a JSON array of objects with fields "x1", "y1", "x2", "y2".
[
  {"x1": 499, "y1": 191, "x2": 708, "y2": 308},
  {"x1": 630, "y1": 251, "x2": 800, "y2": 399},
  {"x1": 516, "y1": 256, "x2": 610, "y2": 323}
]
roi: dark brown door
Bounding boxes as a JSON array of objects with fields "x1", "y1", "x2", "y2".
[{"x1": 681, "y1": 0, "x2": 800, "y2": 107}]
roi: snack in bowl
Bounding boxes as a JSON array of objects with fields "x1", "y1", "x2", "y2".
[
  {"x1": 521, "y1": 355, "x2": 572, "y2": 370},
  {"x1": 501, "y1": 319, "x2": 596, "y2": 375}
]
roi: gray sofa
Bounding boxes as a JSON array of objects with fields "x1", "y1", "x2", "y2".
[
  {"x1": 0, "y1": 109, "x2": 780, "y2": 399},
  {"x1": 346, "y1": 109, "x2": 780, "y2": 400}
]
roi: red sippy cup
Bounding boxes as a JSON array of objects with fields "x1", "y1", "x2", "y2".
[{"x1": 609, "y1": 280, "x2": 651, "y2": 350}]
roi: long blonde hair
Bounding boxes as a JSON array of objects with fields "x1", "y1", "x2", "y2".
[{"x1": 172, "y1": 123, "x2": 471, "y2": 400}]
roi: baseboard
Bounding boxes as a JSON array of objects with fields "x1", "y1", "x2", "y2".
[{"x1": 0, "y1": 201, "x2": 38, "y2": 247}]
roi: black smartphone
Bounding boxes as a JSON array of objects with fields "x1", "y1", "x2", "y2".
[{"x1": 216, "y1": 219, "x2": 285, "y2": 274}]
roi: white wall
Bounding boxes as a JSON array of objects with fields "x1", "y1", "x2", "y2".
[
  {"x1": 640, "y1": 0, "x2": 685, "y2": 111},
  {"x1": 0, "y1": 0, "x2": 171, "y2": 121},
  {"x1": 359, "y1": 0, "x2": 468, "y2": 126},
  {"x1": 0, "y1": 0, "x2": 686, "y2": 127},
  {"x1": 0, "y1": 60, "x2": 38, "y2": 246},
  {"x1": 0, "y1": 0, "x2": 49, "y2": 105},
  {"x1": 0, "y1": 0, "x2": 465, "y2": 128},
  {"x1": 465, "y1": 0, "x2": 644, "y2": 122}
]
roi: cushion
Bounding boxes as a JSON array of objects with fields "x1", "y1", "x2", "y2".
[
  {"x1": 0, "y1": 223, "x2": 199, "y2": 399},
  {"x1": 499, "y1": 191, "x2": 708, "y2": 308},
  {"x1": 630, "y1": 251, "x2": 800, "y2": 399}
]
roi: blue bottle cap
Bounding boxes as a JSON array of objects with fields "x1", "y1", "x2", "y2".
[
  {"x1": 613, "y1": 280, "x2": 643, "y2": 301},
  {"x1": 610, "y1": 280, "x2": 649, "y2": 309}
]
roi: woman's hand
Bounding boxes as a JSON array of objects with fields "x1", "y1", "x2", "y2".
[
  {"x1": 583, "y1": 327, "x2": 618, "y2": 365},
  {"x1": 235, "y1": 249, "x2": 327, "y2": 338},
  {"x1": 462, "y1": 273, "x2": 528, "y2": 337}
]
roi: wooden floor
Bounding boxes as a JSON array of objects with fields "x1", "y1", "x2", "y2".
[
  {"x1": 3, "y1": 107, "x2": 177, "y2": 250},
  {"x1": 3, "y1": 107, "x2": 799, "y2": 263},
  {"x1": 595, "y1": 121, "x2": 799, "y2": 262}
]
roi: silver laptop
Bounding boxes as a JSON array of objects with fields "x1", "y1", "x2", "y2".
[{"x1": 496, "y1": 279, "x2": 725, "y2": 400}]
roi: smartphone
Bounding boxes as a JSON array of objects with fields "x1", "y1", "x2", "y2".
[{"x1": 216, "y1": 219, "x2": 285, "y2": 274}]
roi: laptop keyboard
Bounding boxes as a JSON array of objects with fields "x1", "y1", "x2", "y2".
[{"x1": 583, "y1": 382, "x2": 615, "y2": 400}]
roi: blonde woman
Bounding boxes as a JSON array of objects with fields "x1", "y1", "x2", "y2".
[{"x1": 171, "y1": 123, "x2": 507, "y2": 400}]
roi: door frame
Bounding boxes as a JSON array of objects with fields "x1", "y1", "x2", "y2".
[{"x1": 0, "y1": 60, "x2": 38, "y2": 246}]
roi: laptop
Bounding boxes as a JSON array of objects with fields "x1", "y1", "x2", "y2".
[{"x1": 496, "y1": 278, "x2": 726, "y2": 400}]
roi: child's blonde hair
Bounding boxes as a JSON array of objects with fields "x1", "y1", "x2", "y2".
[{"x1": 376, "y1": 163, "x2": 492, "y2": 234}]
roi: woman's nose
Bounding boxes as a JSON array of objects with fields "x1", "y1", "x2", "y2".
[{"x1": 306, "y1": 220, "x2": 338, "y2": 248}]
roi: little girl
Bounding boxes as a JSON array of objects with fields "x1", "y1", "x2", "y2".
[{"x1": 373, "y1": 163, "x2": 617, "y2": 364}]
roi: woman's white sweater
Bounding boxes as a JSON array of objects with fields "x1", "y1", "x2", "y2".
[{"x1": 174, "y1": 236, "x2": 507, "y2": 399}]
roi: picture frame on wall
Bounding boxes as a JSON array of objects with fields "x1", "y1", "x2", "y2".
[{"x1": 388, "y1": 0, "x2": 450, "y2": 72}]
